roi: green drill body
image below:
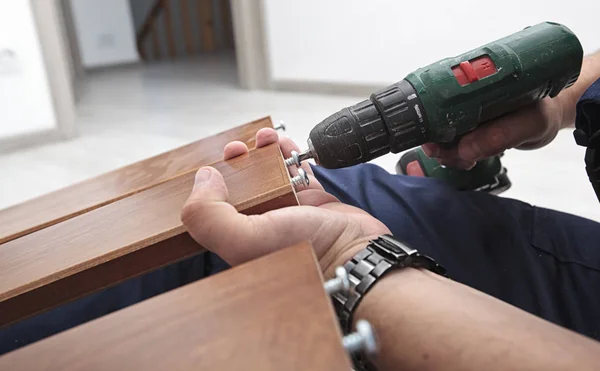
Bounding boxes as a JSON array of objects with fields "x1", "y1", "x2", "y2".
[
  {"x1": 406, "y1": 22, "x2": 582, "y2": 144},
  {"x1": 305, "y1": 22, "x2": 583, "y2": 191}
]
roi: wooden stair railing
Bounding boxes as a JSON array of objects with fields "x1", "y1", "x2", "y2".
[{"x1": 136, "y1": 0, "x2": 234, "y2": 61}]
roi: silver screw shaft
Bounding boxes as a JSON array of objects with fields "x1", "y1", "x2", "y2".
[
  {"x1": 274, "y1": 121, "x2": 286, "y2": 131},
  {"x1": 324, "y1": 266, "x2": 350, "y2": 295},
  {"x1": 342, "y1": 320, "x2": 378, "y2": 356},
  {"x1": 284, "y1": 149, "x2": 313, "y2": 167},
  {"x1": 284, "y1": 150, "x2": 300, "y2": 167},
  {"x1": 290, "y1": 168, "x2": 309, "y2": 188}
]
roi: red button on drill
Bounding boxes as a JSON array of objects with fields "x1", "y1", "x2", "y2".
[{"x1": 452, "y1": 55, "x2": 497, "y2": 86}]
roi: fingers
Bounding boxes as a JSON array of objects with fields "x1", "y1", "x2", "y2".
[
  {"x1": 223, "y1": 141, "x2": 249, "y2": 160},
  {"x1": 255, "y1": 128, "x2": 279, "y2": 148},
  {"x1": 420, "y1": 101, "x2": 559, "y2": 170},
  {"x1": 421, "y1": 144, "x2": 475, "y2": 170},
  {"x1": 225, "y1": 128, "x2": 279, "y2": 160},
  {"x1": 456, "y1": 104, "x2": 550, "y2": 163},
  {"x1": 181, "y1": 166, "x2": 343, "y2": 265}
]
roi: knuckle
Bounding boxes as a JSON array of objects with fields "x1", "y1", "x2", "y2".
[
  {"x1": 487, "y1": 126, "x2": 508, "y2": 150},
  {"x1": 180, "y1": 200, "x2": 202, "y2": 227}
]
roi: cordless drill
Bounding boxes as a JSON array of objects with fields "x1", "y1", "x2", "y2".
[{"x1": 291, "y1": 22, "x2": 583, "y2": 192}]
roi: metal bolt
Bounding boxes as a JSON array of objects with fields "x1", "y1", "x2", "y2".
[
  {"x1": 324, "y1": 266, "x2": 350, "y2": 295},
  {"x1": 284, "y1": 150, "x2": 300, "y2": 167},
  {"x1": 342, "y1": 320, "x2": 378, "y2": 356},
  {"x1": 284, "y1": 149, "x2": 314, "y2": 167},
  {"x1": 290, "y1": 168, "x2": 310, "y2": 188},
  {"x1": 274, "y1": 121, "x2": 286, "y2": 131}
]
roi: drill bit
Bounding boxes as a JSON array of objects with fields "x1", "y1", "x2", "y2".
[{"x1": 284, "y1": 149, "x2": 314, "y2": 167}]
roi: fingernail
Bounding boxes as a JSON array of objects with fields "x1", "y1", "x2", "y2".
[
  {"x1": 458, "y1": 160, "x2": 476, "y2": 170},
  {"x1": 193, "y1": 168, "x2": 212, "y2": 189},
  {"x1": 461, "y1": 141, "x2": 482, "y2": 162}
]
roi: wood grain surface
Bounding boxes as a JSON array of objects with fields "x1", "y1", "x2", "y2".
[
  {"x1": 0, "y1": 143, "x2": 297, "y2": 327},
  {"x1": 0, "y1": 117, "x2": 272, "y2": 245},
  {"x1": 0, "y1": 243, "x2": 351, "y2": 371}
]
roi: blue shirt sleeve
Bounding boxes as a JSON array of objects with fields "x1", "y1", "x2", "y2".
[{"x1": 575, "y1": 77, "x2": 600, "y2": 144}]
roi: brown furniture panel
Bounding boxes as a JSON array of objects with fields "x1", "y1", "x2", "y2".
[
  {"x1": 0, "y1": 243, "x2": 351, "y2": 371},
  {"x1": 0, "y1": 117, "x2": 272, "y2": 245},
  {"x1": 0, "y1": 143, "x2": 297, "y2": 326}
]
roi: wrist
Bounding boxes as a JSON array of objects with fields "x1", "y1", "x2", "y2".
[
  {"x1": 559, "y1": 52, "x2": 600, "y2": 128},
  {"x1": 329, "y1": 234, "x2": 446, "y2": 337},
  {"x1": 322, "y1": 237, "x2": 374, "y2": 279}
]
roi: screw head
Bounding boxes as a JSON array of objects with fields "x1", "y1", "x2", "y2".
[
  {"x1": 297, "y1": 168, "x2": 309, "y2": 186},
  {"x1": 356, "y1": 320, "x2": 377, "y2": 355},
  {"x1": 286, "y1": 150, "x2": 300, "y2": 167},
  {"x1": 335, "y1": 266, "x2": 350, "y2": 293}
]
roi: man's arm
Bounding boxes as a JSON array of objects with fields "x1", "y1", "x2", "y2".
[{"x1": 357, "y1": 268, "x2": 600, "y2": 371}]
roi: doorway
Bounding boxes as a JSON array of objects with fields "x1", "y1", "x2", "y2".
[{"x1": 131, "y1": 0, "x2": 234, "y2": 62}]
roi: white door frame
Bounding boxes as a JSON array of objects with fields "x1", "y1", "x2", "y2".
[
  {"x1": 230, "y1": 0, "x2": 271, "y2": 90},
  {"x1": 0, "y1": 0, "x2": 76, "y2": 153}
]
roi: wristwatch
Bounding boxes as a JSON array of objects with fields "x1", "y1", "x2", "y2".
[{"x1": 332, "y1": 234, "x2": 447, "y2": 334}]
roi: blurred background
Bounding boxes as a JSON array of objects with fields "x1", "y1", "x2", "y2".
[{"x1": 1, "y1": 0, "x2": 599, "y2": 220}]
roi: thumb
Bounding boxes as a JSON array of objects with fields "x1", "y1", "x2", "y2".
[
  {"x1": 181, "y1": 167, "x2": 341, "y2": 265},
  {"x1": 457, "y1": 103, "x2": 549, "y2": 162}
]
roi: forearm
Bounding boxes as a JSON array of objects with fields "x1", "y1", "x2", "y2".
[
  {"x1": 355, "y1": 268, "x2": 600, "y2": 371},
  {"x1": 560, "y1": 51, "x2": 600, "y2": 127}
]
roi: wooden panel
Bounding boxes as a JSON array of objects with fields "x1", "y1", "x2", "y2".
[
  {"x1": 0, "y1": 243, "x2": 351, "y2": 371},
  {"x1": 0, "y1": 117, "x2": 272, "y2": 245},
  {"x1": 0, "y1": 143, "x2": 297, "y2": 326},
  {"x1": 180, "y1": 0, "x2": 194, "y2": 54},
  {"x1": 198, "y1": 0, "x2": 215, "y2": 52}
]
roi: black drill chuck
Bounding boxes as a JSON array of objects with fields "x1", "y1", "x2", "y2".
[{"x1": 308, "y1": 80, "x2": 429, "y2": 169}]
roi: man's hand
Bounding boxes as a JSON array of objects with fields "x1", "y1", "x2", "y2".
[
  {"x1": 423, "y1": 52, "x2": 600, "y2": 169},
  {"x1": 181, "y1": 128, "x2": 390, "y2": 277},
  {"x1": 422, "y1": 97, "x2": 565, "y2": 169}
]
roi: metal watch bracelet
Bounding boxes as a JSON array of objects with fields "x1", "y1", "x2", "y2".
[{"x1": 332, "y1": 234, "x2": 446, "y2": 334}]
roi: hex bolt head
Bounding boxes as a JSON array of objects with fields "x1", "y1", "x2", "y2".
[
  {"x1": 290, "y1": 168, "x2": 309, "y2": 188},
  {"x1": 274, "y1": 121, "x2": 286, "y2": 131},
  {"x1": 342, "y1": 320, "x2": 378, "y2": 356},
  {"x1": 324, "y1": 266, "x2": 350, "y2": 295}
]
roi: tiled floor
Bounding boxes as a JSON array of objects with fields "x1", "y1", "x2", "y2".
[{"x1": 1, "y1": 55, "x2": 599, "y2": 221}]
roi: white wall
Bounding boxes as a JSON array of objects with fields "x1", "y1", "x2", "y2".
[
  {"x1": 263, "y1": 0, "x2": 600, "y2": 86},
  {"x1": 70, "y1": 0, "x2": 139, "y2": 68},
  {"x1": 0, "y1": 0, "x2": 56, "y2": 139}
]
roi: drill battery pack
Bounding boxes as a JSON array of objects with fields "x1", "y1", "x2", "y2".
[{"x1": 396, "y1": 148, "x2": 511, "y2": 195}]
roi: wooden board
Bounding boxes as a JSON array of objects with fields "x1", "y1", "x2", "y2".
[
  {"x1": 0, "y1": 117, "x2": 272, "y2": 245},
  {"x1": 0, "y1": 143, "x2": 297, "y2": 327},
  {"x1": 0, "y1": 243, "x2": 351, "y2": 371}
]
